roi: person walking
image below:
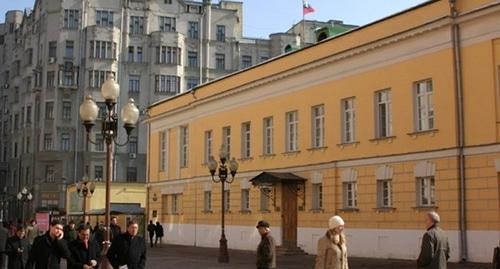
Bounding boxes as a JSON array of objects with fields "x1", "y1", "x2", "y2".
[
  {"x1": 256, "y1": 220, "x2": 276, "y2": 269},
  {"x1": 0, "y1": 222, "x2": 10, "y2": 269},
  {"x1": 147, "y1": 221, "x2": 155, "y2": 248},
  {"x1": 417, "y1": 211, "x2": 450, "y2": 269},
  {"x1": 154, "y1": 222, "x2": 164, "y2": 247},
  {"x1": 107, "y1": 220, "x2": 146, "y2": 269},
  {"x1": 25, "y1": 219, "x2": 76, "y2": 269},
  {"x1": 68, "y1": 224, "x2": 99, "y2": 269},
  {"x1": 5, "y1": 226, "x2": 30, "y2": 269},
  {"x1": 314, "y1": 215, "x2": 348, "y2": 269},
  {"x1": 64, "y1": 221, "x2": 78, "y2": 243},
  {"x1": 25, "y1": 220, "x2": 38, "y2": 245},
  {"x1": 109, "y1": 217, "x2": 121, "y2": 241}
]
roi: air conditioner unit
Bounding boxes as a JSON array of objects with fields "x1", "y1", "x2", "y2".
[
  {"x1": 3, "y1": 83, "x2": 9, "y2": 89},
  {"x1": 48, "y1": 57, "x2": 56, "y2": 64},
  {"x1": 129, "y1": 153, "x2": 137, "y2": 159}
]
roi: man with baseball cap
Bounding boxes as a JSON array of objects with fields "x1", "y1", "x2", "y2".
[{"x1": 256, "y1": 220, "x2": 276, "y2": 269}]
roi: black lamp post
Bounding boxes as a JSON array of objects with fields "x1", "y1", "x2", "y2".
[
  {"x1": 76, "y1": 177, "x2": 96, "y2": 222},
  {"x1": 17, "y1": 187, "x2": 33, "y2": 223},
  {"x1": 79, "y1": 75, "x2": 139, "y2": 264},
  {"x1": 207, "y1": 145, "x2": 239, "y2": 263}
]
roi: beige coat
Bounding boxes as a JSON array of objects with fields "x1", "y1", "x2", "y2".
[{"x1": 314, "y1": 230, "x2": 348, "y2": 269}]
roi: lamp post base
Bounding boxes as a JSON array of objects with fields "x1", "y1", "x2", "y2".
[{"x1": 218, "y1": 235, "x2": 229, "y2": 263}]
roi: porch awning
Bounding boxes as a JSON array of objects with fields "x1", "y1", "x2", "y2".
[{"x1": 250, "y1": 172, "x2": 306, "y2": 186}]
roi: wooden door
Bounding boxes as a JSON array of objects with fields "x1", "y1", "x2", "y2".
[{"x1": 281, "y1": 183, "x2": 298, "y2": 247}]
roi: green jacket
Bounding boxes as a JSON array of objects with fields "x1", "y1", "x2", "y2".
[
  {"x1": 256, "y1": 233, "x2": 276, "y2": 269},
  {"x1": 417, "y1": 226, "x2": 450, "y2": 269}
]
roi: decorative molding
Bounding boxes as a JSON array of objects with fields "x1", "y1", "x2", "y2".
[
  {"x1": 414, "y1": 161, "x2": 436, "y2": 178},
  {"x1": 375, "y1": 165, "x2": 393, "y2": 180},
  {"x1": 341, "y1": 168, "x2": 357, "y2": 182}
]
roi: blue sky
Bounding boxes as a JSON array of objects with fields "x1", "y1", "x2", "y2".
[{"x1": 0, "y1": 0, "x2": 428, "y2": 38}]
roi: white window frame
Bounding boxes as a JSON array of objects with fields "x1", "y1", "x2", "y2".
[
  {"x1": 241, "y1": 122, "x2": 251, "y2": 158},
  {"x1": 204, "y1": 191, "x2": 212, "y2": 211},
  {"x1": 417, "y1": 176, "x2": 435, "y2": 206},
  {"x1": 286, "y1": 111, "x2": 298, "y2": 152},
  {"x1": 241, "y1": 188, "x2": 250, "y2": 211},
  {"x1": 222, "y1": 126, "x2": 231, "y2": 159},
  {"x1": 414, "y1": 79, "x2": 434, "y2": 132},
  {"x1": 263, "y1": 117, "x2": 273, "y2": 155},
  {"x1": 60, "y1": 133, "x2": 70, "y2": 151},
  {"x1": 204, "y1": 130, "x2": 212, "y2": 163},
  {"x1": 312, "y1": 105, "x2": 325, "y2": 148},
  {"x1": 159, "y1": 131, "x2": 167, "y2": 172},
  {"x1": 375, "y1": 90, "x2": 392, "y2": 138},
  {"x1": 312, "y1": 183, "x2": 323, "y2": 210},
  {"x1": 377, "y1": 179, "x2": 393, "y2": 208},
  {"x1": 342, "y1": 97, "x2": 356, "y2": 143},
  {"x1": 260, "y1": 188, "x2": 270, "y2": 212},
  {"x1": 180, "y1": 126, "x2": 188, "y2": 168},
  {"x1": 343, "y1": 181, "x2": 358, "y2": 208}
]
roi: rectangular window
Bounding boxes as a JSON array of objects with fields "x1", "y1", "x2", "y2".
[
  {"x1": 48, "y1": 42, "x2": 57, "y2": 59},
  {"x1": 159, "y1": 131, "x2": 167, "y2": 172},
  {"x1": 129, "y1": 75, "x2": 140, "y2": 93},
  {"x1": 312, "y1": 183, "x2": 323, "y2": 210},
  {"x1": 95, "y1": 134, "x2": 104, "y2": 152},
  {"x1": 241, "y1": 122, "x2": 251, "y2": 158},
  {"x1": 94, "y1": 165, "x2": 103, "y2": 180},
  {"x1": 312, "y1": 105, "x2": 325, "y2": 148},
  {"x1": 45, "y1": 102, "x2": 54, "y2": 119},
  {"x1": 180, "y1": 126, "x2": 188, "y2": 168},
  {"x1": 376, "y1": 90, "x2": 392, "y2": 138},
  {"x1": 154, "y1": 75, "x2": 180, "y2": 94},
  {"x1": 26, "y1": 136, "x2": 31, "y2": 153},
  {"x1": 417, "y1": 177, "x2": 435, "y2": 206},
  {"x1": 377, "y1": 179, "x2": 393, "y2": 208},
  {"x1": 89, "y1": 70, "x2": 115, "y2": 88},
  {"x1": 45, "y1": 165, "x2": 55, "y2": 182},
  {"x1": 43, "y1": 134, "x2": 53, "y2": 150},
  {"x1": 65, "y1": 41, "x2": 74, "y2": 58},
  {"x1": 263, "y1": 117, "x2": 273, "y2": 155},
  {"x1": 159, "y1": 16, "x2": 176, "y2": 32},
  {"x1": 97, "y1": 102, "x2": 106, "y2": 120},
  {"x1": 216, "y1": 25, "x2": 225, "y2": 42},
  {"x1": 204, "y1": 130, "x2": 212, "y2": 163},
  {"x1": 156, "y1": 46, "x2": 181, "y2": 65},
  {"x1": 224, "y1": 190, "x2": 230, "y2": 211},
  {"x1": 61, "y1": 133, "x2": 70, "y2": 151},
  {"x1": 222, "y1": 126, "x2": 231, "y2": 159},
  {"x1": 241, "y1": 55, "x2": 252, "y2": 69},
  {"x1": 137, "y1": 47, "x2": 143, "y2": 62},
  {"x1": 128, "y1": 136, "x2": 138, "y2": 154},
  {"x1": 128, "y1": 46, "x2": 134, "y2": 62},
  {"x1": 165, "y1": 0, "x2": 172, "y2": 4},
  {"x1": 342, "y1": 97, "x2": 356, "y2": 143},
  {"x1": 204, "y1": 191, "x2": 212, "y2": 211},
  {"x1": 64, "y1": 9, "x2": 80, "y2": 29},
  {"x1": 286, "y1": 111, "x2": 298, "y2": 152},
  {"x1": 89, "y1": 41, "x2": 116, "y2": 59},
  {"x1": 187, "y1": 78, "x2": 198, "y2": 90},
  {"x1": 343, "y1": 181, "x2": 358, "y2": 208},
  {"x1": 26, "y1": 106, "x2": 32, "y2": 124},
  {"x1": 171, "y1": 194, "x2": 181, "y2": 214},
  {"x1": 215, "y1": 53, "x2": 225, "y2": 70},
  {"x1": 47, "y1": 71, "x2": 55, "y2": 88},
  {"x1": 126, "y1": 167, "x2": 137, "y2": 182},
  {"x1": 129, "y1": 16, "x2": 144, "y2": 34},
  {"x1": 62, "y1": 102, "x2": 72, "y2": 120},
  {"x1": 188, "y1": 21, "x2": 199, "y2": 39},
  {"x1": 188, "y1": 51, "x2": 198, "y2": 68},
  {"x1": 96, "y1": 10, "x2": 114, "y2": 27},
  {"x1": 414, "y1": 79, "x2": 434, "y2": 132},
  {"x1": 260, "y1": 188, "x2": 270, "y2": 211},
  {"x1": 241, "y1": 189, "x2": 250, "y2": 211}
]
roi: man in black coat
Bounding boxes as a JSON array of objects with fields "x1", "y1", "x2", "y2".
[
  {"x1": 154, "y1": 222, "x2": 164, "y2": 247},
  {"x1": 25, "y1": 219, "x2": 76, "y2": 269},
  {"x1": 109, "y1": 217, "x2": 121, "y2": 242},
  {"x1": 68, "y1": 224, "x2": 100, "y2": 269},
  {"x1": 107, "y1": 220, "x2": 146, "y2": 269},
  {"x1": 5, "y1": 225, "x2": 30, "y2": 269},
  {"x1": 147, "y1": 221, "x2": 155, "y2": 248}
]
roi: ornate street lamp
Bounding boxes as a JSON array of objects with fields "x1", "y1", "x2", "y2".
[
  {"x1": 207, "y1": 144, "x2": 239, "y2": 263},
  {"x1": 17, "y1": 187, "x2": 33, "y2": 223},
  {"x1": 76, "y1": 177, "x2": 96, "y2": 222},
  {"x1": 79, "y1": 75, "x2": 139, "y2": 262}
]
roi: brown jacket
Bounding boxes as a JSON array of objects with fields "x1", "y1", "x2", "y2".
[
  {"x1": 256, "y1": 233, "x2": 276, "y2": 269},
  {"x1": 314, "y1": 231, "x2": 348, "y2": 269}
]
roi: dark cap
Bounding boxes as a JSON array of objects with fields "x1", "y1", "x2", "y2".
[{"x1": 256, "y1": 220, "x2": 270, "y2": 228}]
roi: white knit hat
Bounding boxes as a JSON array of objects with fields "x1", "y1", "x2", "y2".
[{"x1": 328, "y1": 216, "x2": 345, "y2": 229}]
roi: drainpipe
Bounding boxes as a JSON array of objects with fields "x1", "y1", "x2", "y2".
[{"x1": 449, "y1": 0, "x2": 467, "y2": 262}]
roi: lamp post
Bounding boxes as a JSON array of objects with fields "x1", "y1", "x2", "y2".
[
  {"x1": 76, "y1": 177, "x2": 96, "y2": 222},
  {"x1": 17, "y1": 187, "x2": 33, "y2": 223},
  {"x1": 207, "y1": 145, "x2": 239, "y2": 263},
  {"x1": 79, "y1": 75, "x2": 139, "y2": 263}
]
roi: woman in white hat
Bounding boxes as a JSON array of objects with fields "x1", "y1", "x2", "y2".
[{"x1": 314, "y1": 215, "x2": 348, "y2": 269}]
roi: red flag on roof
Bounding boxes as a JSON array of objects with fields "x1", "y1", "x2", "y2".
[{"x1": 303, "y1": 1, "x2": 315, "y2": 15}]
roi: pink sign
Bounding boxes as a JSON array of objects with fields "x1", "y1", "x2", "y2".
[{"x1": 36, "y1": 212, "x2": 50, "y2": 232}]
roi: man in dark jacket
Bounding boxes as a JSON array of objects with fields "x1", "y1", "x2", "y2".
[
  {"x1": 109, "y1": 217, "x2": 121, "y2": 242},
  {"x1": 5, "y1": 225, "x2": 30, "y2": 269},
  {"x1": 154, "y1": 222, "x2": 164, "y2": 247},
  {"x1": 25, "y1": 219, "x2": 76, "y2": 269},
  {"x1": 256, "y1": 220, "x2": 276, "y2": 269},
  {"x1": 68, "y1": 224, "x2": 100, "y2": 269},
  {"x1": 0, "y1": 222, "x2": 10, "y2": 268},
  {"x1": 147, "y1": 221, "x2": 155, "y2": 248},
  {"x1": 107, "y1": 220, "x2": 146, "y2": 269},
  {"x1": 417, "y1": 211, "x2": 450, "y2": 269},
  {"x1": 64, "y1": 221, "x2": 78, "y2": 243}
]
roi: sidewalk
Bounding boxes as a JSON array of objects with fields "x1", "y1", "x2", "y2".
[{"x1": 147, "y1": 244, "x2": 491, "y2": 269}]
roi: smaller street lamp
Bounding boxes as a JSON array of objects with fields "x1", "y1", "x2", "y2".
[
  {"x1": 207, "y1": 144, "x2": 239, "y2": 263},
  {"x1": 76, "y1": 177, "x2": 96, "y2": 222}
]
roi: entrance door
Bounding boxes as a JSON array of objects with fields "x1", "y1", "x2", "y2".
[{"x1": 281, "y1": 183, "x2": 298, "y2": 248}]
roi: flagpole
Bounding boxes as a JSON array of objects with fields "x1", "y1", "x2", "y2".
[{"x1": 302, "y1": 0, "x2": 305, "y2": 48}]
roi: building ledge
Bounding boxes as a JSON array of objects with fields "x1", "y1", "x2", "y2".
[
  {"x1": 373, "y1": 207, "x2": 397, "y2": 213},
  {"x1": 239, "y1": 210, "x2": 252, "y2": 214},
  {"x1": 338, "y1": 207, "x2": 359, "y2": 213},
  {"x1": 258, "y1": 154, "x2": 276, "y2": 158},
  {"x1": 369, "y1": 136, "x2": 396, "y2": 144},
  {"x1": 306, "y1": 146, "x2": 328, "y2": 152},
  {"x1": 412, "y1": 206, "x2": 438, "y2": 212},
  {"x1": 202, "y1": 210, "x2": 213, "y2": 214},
  {"x1": 281, "y1": 150, "x2": 301, "y2": 156},
  {"x1": 309, "y1": 208, "x2": 325, "y2": 213},
  {"x1": 336, "y1": 141, "x2": 360, "y2": 148},
  {"x1": 237, "y1": 157, "x2": 253, "y2": 162},
  {"x1": 407, "y1": 129, "x2": 439, "y2": 138}
]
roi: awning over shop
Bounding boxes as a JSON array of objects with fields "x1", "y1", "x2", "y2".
[
  {"x1": 250, "y1": 172, "x2": 307, "y2": 186},
  {"x1": 68, "y1": 203, "x2": 144, "y2": 216}
]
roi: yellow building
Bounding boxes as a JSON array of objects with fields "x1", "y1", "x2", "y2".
[
  {"x1": 146, "y1": 0, "x2": 500, "y2": 263},
  {"x1": 66, "y1": 182, "x2": 147, "y2": 229}
]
